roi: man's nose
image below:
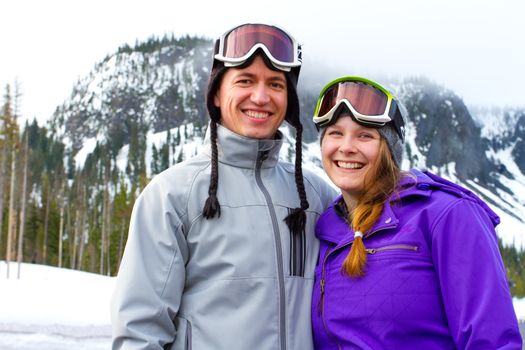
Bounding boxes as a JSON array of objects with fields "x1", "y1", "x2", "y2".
[{"x1": 251, "y1": 83, "x2": 271, "y2": 105}]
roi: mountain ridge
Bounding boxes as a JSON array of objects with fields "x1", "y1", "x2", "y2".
[{"x1": 50, "y1": 34, "x2": 524, "y2": 247}]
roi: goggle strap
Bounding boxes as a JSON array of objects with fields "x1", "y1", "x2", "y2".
[{"x1": 392, "y1": 107, "x2": 406, "y2": 141}]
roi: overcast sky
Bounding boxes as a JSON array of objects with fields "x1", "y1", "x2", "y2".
[{"x1": 1, "y1": 0, "x2": 524, "y2": 124}]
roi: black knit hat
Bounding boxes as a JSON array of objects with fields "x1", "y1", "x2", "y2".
[
  {"x1": 377, "y1": 123, "x2": 404, "y2": 167},
  {"x1": 203, "y1": 50, "x2": 309, "y2": 237}
]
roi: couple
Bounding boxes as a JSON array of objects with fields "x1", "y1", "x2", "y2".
[{"x1": 110, "y1": 23, "x2": 522, "y2": 349}]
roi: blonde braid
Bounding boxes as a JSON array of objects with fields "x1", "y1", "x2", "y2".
[{"x1": 341, "y1": 140, "x2": 400, "y2": 277}]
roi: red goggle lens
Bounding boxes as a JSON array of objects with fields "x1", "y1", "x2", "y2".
[
  {"x1": 318, "y1": 81, "x2": 388, "y2": 118},
  {"x1": 222, "y1": 24, "x2": 294, "y2": 63}
]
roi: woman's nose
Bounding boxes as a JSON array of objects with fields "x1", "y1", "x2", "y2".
[{"x1": 339, "y1": 136, "x2": 358, "y2": 153}]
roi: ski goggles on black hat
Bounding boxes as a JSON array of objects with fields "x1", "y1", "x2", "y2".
[
  {"x1": 214, "y1": 23, "x2": 302, "y2": 72},
  {"x1": 313, "y1": 76, "x2": 406, "y2": 140}
]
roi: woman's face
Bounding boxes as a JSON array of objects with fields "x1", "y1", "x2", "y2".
[{"x1": 321, "y1": 116, "x2": 381, "y2": 204}]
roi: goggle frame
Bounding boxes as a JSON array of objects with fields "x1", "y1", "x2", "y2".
[
  {"x1": 313, "y1": 76, "x2": 405, "y2": 140},
  {"x1": 214, "y1": 23, "x2": 302, "y2": 72}
]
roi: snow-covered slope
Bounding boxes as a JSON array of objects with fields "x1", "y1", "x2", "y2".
[
  {"x1": 0, "y1": 262, "x2": 522, "y2": 350},
  {"x1": 0, "y1": 262, "x2": 113, "y2": 349}
]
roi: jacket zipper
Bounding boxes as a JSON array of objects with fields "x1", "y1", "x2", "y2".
[
  {"x1": 255, "y1": 150, "x2": 287, "y2": 350},
  {"x1": 186, "y1": 319, "x2": 192, "y2": 350},
  {"x1": 318, "y1": 225, "x2": 396, "y2": 349},
  {"x1": 318, "y1": 246, "x2": 331, "y2": 316},
  {"x1": 366, "y1": 244, "x2": 418, "y2": 254},
  {"x1": 318, "y1": 246, "x2": 342, "y2": 349}
]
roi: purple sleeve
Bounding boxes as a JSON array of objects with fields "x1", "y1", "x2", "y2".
[{"x1": 431, "y1": 199, "x2": 522, "y2": 349}]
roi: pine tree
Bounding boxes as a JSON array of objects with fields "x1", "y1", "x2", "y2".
[
  {"x1": 57, "y1": 181, "x2": 65, "y2": 268},
  {"x1": 16, "y1": 131, "x2": 30, "y2": 278},
  {"x1": 151, "y1": 144, "x2": 159, "y2": 175},
  {"x1": 3, "y1": 84, "x2": 21, "y2": 278},
  {"x1": 76, "y1": 183, "x2": 88, "y2": 271},
  {"x1": 0, "y1": 88, "x2": 9, "y2": 258},
  {"x1": 5, "y1": 140, "x2": 17, "y2": 276},
  {"x1": 111, "y1": 178, "x2": 131, "y2": 274},
  {"x1": 160, "y1": 142, "x2": 170, "y2": 172},
  {"x1": 71, "y1": 173, "x2": 85, "y2": 270},
  {"x1": 41, "y1": 173, "x2": 51, "y2": 264},
  {"x1": 100, "y1": 164, "x2": 112, "y2": 275}
]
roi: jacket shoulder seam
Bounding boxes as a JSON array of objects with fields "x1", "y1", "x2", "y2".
[
  {"x1": 429, "y1": 197, "x2": 471, "y2": 233},
  {"x1": 184, "y1": 160, "x2": 212, "y2": 225}
]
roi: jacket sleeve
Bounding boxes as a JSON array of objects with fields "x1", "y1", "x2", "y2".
[
  {"x1": 303, "y1": 169, "x2": 338, "y2": 211},
  {"x1": 431, "y1": 199, "x2": 522, "y2": 349},
  {"x1": 110, "y1": 179, "x2": 188, "y2": 350}
]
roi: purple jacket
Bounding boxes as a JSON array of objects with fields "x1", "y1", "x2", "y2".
[{"x1": 312, "y1": 169, "x2": 522, "y2": 349}]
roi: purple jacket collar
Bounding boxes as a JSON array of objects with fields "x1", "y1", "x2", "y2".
[{"x1": 317, "y1": 169, "x2": 500, "y2": 246}]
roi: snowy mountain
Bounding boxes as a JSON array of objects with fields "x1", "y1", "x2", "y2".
[
  {"x1": 51, "y1": 36, "x2": 212, "y2": 153},
  {"x1": 50, "y1": 35, "x2": 525, "y2": 250}
]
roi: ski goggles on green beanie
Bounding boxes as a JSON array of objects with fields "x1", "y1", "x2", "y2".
[
  {"x1": 214, "y1": 23, "x2": 302, "y2": 72},
  {"x1": 313, "y1": 76, "x2": 406, "y2": 141}
]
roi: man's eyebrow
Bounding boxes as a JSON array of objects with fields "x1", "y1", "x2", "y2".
[
  {"x1": 235, "y1": 71, "x2": 286, "y2": 82},
  {"x1": 234, "y1": 72, "x2": 256, "y2": 79},
  {"x1": 268, "y1": 75, "x2": 286, "y2": 83}
]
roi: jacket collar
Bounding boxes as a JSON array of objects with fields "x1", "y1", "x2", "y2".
[
  {"x1": 317, "y1": 170, "x2": 441, "y2": 245},
  {"x1": 317, "y1": 168, "x2": 500, "y2": 245},
  {"x1": 203, "y1": 123, "x2": 283, "y2": 169},
  {"x1": 317, "y1": 195, "x2": 401, "y2": 246}
]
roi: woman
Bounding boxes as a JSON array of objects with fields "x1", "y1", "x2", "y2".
[{"x1": 311, "y1": 76, "x2": 522, "y2": 349}]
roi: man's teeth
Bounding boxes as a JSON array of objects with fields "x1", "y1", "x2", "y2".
[
  {"x1": 246, "y1": 111, "x2": 269, "y2": 119},
  {"x1": 337, "y1": 161, "x2": 363, "y2": 169}
]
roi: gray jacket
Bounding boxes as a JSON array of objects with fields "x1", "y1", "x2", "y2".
[{"x1": 111, "y1": 124, "x2": 336, "y2": 349}]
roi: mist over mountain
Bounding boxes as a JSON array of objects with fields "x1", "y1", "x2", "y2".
[{"x1": 49, "y1": 34, "x2": 525, "y2": 248}]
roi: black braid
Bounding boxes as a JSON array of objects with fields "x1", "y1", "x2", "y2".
[
  {"x1": 284, "y1": 123, "x2": 309, "y2": 235},
  {"x1": 294, "y1": 124, "x2": 309, "y2": 211},
  {"x1": 202, "y1": 121, "x2": 221, "y2": 219}
]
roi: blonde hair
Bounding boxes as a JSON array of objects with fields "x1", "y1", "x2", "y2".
[{"x1": 342, "y1": 139, "x2": 401, "y2": 277}]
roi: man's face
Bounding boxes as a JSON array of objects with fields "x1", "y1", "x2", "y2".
[{"x1": 214, "y1": 55, "x2": 288, "y2": 139}]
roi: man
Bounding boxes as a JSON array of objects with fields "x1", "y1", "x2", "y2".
[{"x1": 111, "y1": 23, "x2": 336, "y2": 349}]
